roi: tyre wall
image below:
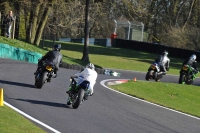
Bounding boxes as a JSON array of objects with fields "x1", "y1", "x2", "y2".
[{"x1": 0, "y1": 43, "x2": 42, "y2": 64}]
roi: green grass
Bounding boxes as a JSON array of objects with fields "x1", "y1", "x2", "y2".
[
  {"x1": 45, "y1": 41, "x2": 185, "y2": 75},
  {"x1": 0, "y1": 105, "x2": 46, "y2": 133},
  {"x1": 0, "y1": 36, "x2": 200, "y2": 132},
  {"x1": 108, "y1": 80, "x2": 200, "y2": 118},
  {"x1": 0, "y1": 36, "x2": 189, "y2": 75}
]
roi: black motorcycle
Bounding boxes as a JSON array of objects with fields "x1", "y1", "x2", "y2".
[
  {"x1": 67, "y1": 76, "x2": 90, "y2": 109},
  {"x1": 34, "y1": 60, "x2": 56, "y2": 89},
  {"x1": 179, "y1": 65, "x2": 199, "y2": 84},
  {"x1": 145, "y1": 62, "x2": 163, "y2": 82}
]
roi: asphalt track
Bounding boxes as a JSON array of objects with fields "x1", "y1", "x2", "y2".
[{"x1": 1, "y1": 58, "x2": 200, "y2": 133}]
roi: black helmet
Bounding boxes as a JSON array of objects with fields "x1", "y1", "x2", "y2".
[
  {"x1": 53, "y1": 44, "x2": 61, "y2": 51},
  {"x1": 162, "y1": 50, "x2": 168, "y2": 56}
]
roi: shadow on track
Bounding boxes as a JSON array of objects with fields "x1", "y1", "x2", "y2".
[
  {"x1": 0, "y1": 79, "x2": 35, "y2": 88},
  {"x1": 13, "y1": 98, "x2": 68, "y2": 108}
]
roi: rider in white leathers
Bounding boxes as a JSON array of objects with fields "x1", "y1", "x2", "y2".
[
  {"x1": 66, "y1": 63, "x2": 98, "y2": 105},
  {"x1": 72, "y1": 63, "x2": 97, "y2": 95}
]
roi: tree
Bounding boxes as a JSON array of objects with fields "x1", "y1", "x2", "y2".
[
  {"x1": 81, "y1": 0, "x2": 90, "y2": 62},
  {"x1": 21, "y1": 0, "x2": 55, "y2": 46},
  {"x1": 2, "y1": 0, "x2": 200, "y2": 51}
]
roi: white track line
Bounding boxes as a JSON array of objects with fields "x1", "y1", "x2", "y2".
[
  {"x1": 100, "y1": 79, "x2": 200, "y2": 120},
  {"x1": 4, "y1": 102, "x2": 61, "y2": 133}
]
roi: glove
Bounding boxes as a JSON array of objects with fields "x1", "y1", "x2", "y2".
[
  {"x1": 166, "y1": 67, "x2": 169, "y2": 71},
  {"x1": 71, "y1": 75, "x2": 78, "y2": 79}
]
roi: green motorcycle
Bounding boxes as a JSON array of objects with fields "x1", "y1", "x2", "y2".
[
  {"x1": 179, "y1": 65, "x2": 199, "y2": 85},
  {"x1": 66, "y1": 76, "x2": 90, "y2": 109}
]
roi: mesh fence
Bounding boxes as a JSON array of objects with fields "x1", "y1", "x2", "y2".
[{"x1": 114, "y1": 20, "x2": 148, "y2": 42}]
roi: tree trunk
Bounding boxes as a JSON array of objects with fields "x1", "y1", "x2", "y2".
[
  {"x1": 34, "y1": 7, "x2": 51, "y2": 46},
  {"x1": 0, "y1": 1, "x2": 6, "y2": 36},
  {"x1": 29, "y1": 2, "x2": 41, "y2": 44},
  {"x1": 26, "y1": 8, "x2": 33, "y2": 42},
  {"x1": 182, "y1": 0, "x2": 196, "y2": 30},
  {"x1": 81, "y1": 0, "x2": 90, "y2": 63},
  {"x1": 13, "y1": 1, "x2": 20, "y2": 39}
]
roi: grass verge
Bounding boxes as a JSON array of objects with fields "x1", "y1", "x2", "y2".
[
  {"x1": 0, "y1": 105, "x2": 46, "y2": 133},
  {"x1": 108, "y1": 80, "x2": 200, "y2": 118}
]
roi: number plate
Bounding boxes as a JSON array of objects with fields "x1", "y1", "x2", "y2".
[{"x1": 46, "y1": 65, "x2": 53, "y2": 71}]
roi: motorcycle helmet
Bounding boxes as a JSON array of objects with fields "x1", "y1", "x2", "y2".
[
  {"x1": 162, "y1": 50, "x2": 168, "y2": 56},
  {"x1": 86, "y1": 63, "x2": 95, "y2": 70},
  {"x1": 53, "y1": 44, "x2": 61, "y2": 51},
  {"x1": 190, "y1": 54, "x2": 196, "y2": 61}
]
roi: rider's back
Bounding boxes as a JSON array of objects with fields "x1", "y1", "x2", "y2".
[
  {"x1": 81, "y1": 68, "x2": 97, "y2": 85},
  {"x1": 44, "y1": 50, "x2": 62, "y2": 67},
  {"x1": 155, "y1": 55, "x2": 169, "y2": 66}
]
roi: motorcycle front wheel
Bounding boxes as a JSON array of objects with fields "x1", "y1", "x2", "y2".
[
  {"x1": 145, "y1": 70, "x2": 154, "y2": 81},
  {"x1": 72, "y1": 89, "x2": 85, "y2": 109},
  {"x1": 179, "y1": 73, "x2": 186, "y2": 84}
]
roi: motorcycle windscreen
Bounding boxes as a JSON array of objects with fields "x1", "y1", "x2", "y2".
[
  {"x1": 182, "y1": 65, "x2": 189, "y2": 71},
  {"x1": 151, "y1": 65, "x2": 156, "y2": 69},
  {"x1": 151, "y1": 63, "x2": 158, "y2": 69}
]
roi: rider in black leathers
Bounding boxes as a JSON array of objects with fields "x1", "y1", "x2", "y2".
[
  {"x1": 155, "y1": 50, "x2": 170, "y2": 75},
  {"x1": 180, "y1": 54, "x2": 198, "y2": 79},
  {"x1": 34, "y1": 44, "x2": 63, "y2": 78}
]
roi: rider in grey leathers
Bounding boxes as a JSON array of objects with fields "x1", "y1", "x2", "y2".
[
  {"x1": 34, "y1": 44, "x2": 63, "y2": 78},
  {"x1": 155, "y1": 50, "x2": 170, "y2": 75}
]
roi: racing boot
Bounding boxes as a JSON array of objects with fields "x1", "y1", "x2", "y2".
[
  {"x1": 158, "y1": 72, "x2": 166, "y2": 76},
  {"x1": 191, "y1": 70, "x2": 198, "y2": 80},
  {"x1": 52, "y1": 73, "x2": 57, "y2": 78},
  {"x1": 83, "y1": 94, "x2": 89, "y2": 100},
  {"x1": 66, "y1": 86, "x2": 74, "y2": 95},
  {"x1": 47, "y1": 78, "x2": 51, "y2": 82},
  {"x1": 34, "y1": 67, "x2": 42, "y2": 75},
  {"x1": 66, "y1": 97, "x2": 72, "y2": 105},
  {"x1": 83, "y1": 91, "x2": 93, "y2": 100},
  {"x1": 34, "y1": 69, "x2": 39, "y2": 75},
  {"x1": 161, "y1": 72, "x2": 166, "y2": 75}
]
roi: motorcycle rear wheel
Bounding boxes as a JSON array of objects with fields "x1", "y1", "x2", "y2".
[
  {"x1": 72, "y1": 89, "x2": 85, "y2": 109},
  {"x1": 35, "y1": 71, "x2": 48, "y2": 89}
]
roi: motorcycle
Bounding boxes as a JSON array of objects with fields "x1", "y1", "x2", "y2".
[
  {"x1": 34, "y1": 60, "x2": 56, "y2": 89},
  {"x1": 145, "y1": 62, "x2": 163, "y2": 82},
  {"x1": 66, "y1": 76, "x2": 90, "y2": 109},
  {"x1": 179, "y1": 65, "x2": 199, "y2": 84}
]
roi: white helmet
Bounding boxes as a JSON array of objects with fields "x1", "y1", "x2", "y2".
[
  {"x1": 86, "y1": 63, "x2": 95, "y2": 70},
  {"x1": 190, "y1": 54, "x2": 196, "y2": 61}
]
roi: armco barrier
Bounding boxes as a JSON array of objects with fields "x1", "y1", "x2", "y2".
[{"x1": 0, "y1": 43, "x2": 42, "y2": 64}]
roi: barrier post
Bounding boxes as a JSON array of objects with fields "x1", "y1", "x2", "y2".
[{"x1": 0, "y1": 88, "x2": 4, "y2": 106}]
